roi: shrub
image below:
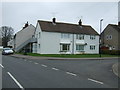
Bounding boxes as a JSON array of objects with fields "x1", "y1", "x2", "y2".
[{"x1": 101, "y1": 50, "x2": 120, "y2": 55}]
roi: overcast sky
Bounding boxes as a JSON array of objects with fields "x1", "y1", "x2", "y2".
[{"x1": 1, "y1": 2, "x2": 119, "y2": 34}]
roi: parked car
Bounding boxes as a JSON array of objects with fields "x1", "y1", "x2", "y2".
[{"x1": 2, "y1": 48, "x2": 14, "y2": 55}]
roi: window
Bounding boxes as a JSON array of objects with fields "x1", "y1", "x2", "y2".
[
  {"x1": 90, "y1": 45, "x2": 95, "y2": 50},
  {"x1": 39, "y1": 32, "x2": 41, "y2": 38},
  {"x1": 38, "y1": 44, "x2": 40, "y2": 49},
  {"x1": 76, "y1": 45, "x2": 84, "y2": 51},
  {"x1": 60, "y1": 44, "x2": 70, "y2": 51},
  {"x1": 109, "y1": 35, "x2": 112, "y2": 40},
  {"x1": 106, "y1": 35, "x2": 109, "y2": 40},
  {"x1": 90, "y1": 35, "x2": 95, "y2": 40},
  {"x1": 76, "y1": 34, "x2": 84, "y2": 40},
  {"x1": 106, "y1": 35, "x2": 112, "y2": 40},
  {"x1": 61, "y1": 33, "x2": 70, "y2": 39}
]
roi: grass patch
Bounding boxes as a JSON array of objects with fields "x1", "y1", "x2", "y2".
[{"x1": 18, "y1": 53, "x2": 119, "y2": 58}]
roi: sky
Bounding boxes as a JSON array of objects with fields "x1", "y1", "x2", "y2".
[{"x1": 0, "y1": 1, "x2": 119, "y2": 34}]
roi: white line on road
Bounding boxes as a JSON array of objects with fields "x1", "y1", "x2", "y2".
[
  {"x1": 7, "y1": 72, "x2": 24, "y2": 90},
  {"x1": 88, "y1": 78, "x2": 104, "y2": 85},
  {"x1": 66, "y1": 72, "x2": 77, "y2": 76},
  {"x1": 0, "y1": 64, "x2": 4, "y2": 68},
  {"x1": 34, "y1": 62, "x2": 39, "y2": 64},
  {"x1": 41, "y1": 64, "x2": 47, "y2": 67},
  {"x1": 24, "y1": 60, "x2": 27, "y2": 61},
  {"x1": 52, "y1": 68, "x2": 59, "y2": 71},
  {"x1": 29, "y1": 61, "x2": 32, "y2": 62}
]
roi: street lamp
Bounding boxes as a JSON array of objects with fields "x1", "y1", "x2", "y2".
[{"x1": 99, "y1": 19, "x2": 103, "y2": 57}]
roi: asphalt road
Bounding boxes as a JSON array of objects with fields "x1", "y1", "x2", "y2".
[{"x1": 1, "y1": 55, "x2": 119, "y2": 89}]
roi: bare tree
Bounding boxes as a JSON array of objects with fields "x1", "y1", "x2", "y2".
[{"x1": 0, "y1": 26, "x2": 14, "y2": 47}]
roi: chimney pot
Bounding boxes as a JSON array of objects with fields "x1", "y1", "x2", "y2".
[
  {"x1": 78, "y1": 19, "x2": 82, "y2": 26},
  {"x1": 53, "y1": 18, "x2": 56, "y2": 23}
]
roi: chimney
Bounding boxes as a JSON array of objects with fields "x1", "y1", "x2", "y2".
[
  {"x1": 52, "y1": 18, "x2": 56, "y2": 25},
  {"x1": 23, "y1": 21, "x2": 29, "y2": 29},
  {"x1": 78, "y1": 19, "x2": 82, "y2": 26}
]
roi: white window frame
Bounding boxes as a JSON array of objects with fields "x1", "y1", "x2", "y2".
[
  {"x1": 60, "y1": 44, "x2": 70, "y2": 52},
  {"x1": 61, "y1": 33, "x2": 70, "y2": 39},
  {"x1": 76, "y1": 44, "x2": 84, "y2": 51},
  {"x1": 76, "y1": 34, "x2": 84, "y2": 40},
  {"x1": 90, "y1": 45, "x2": 95, "y2": 50},
  {"x1": 90, "y1": 35, "x2": 96, "y2": 40}
]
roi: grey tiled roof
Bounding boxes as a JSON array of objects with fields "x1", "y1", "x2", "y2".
[{"x1": 38, "y1": 20, "x2": 99, "y2": 35}]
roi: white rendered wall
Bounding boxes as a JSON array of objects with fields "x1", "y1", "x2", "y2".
[
  {"x1": 84, "y1": 35, "x2": 99, "y2": 54},
  {"x1": 40, "y1": 32, "x2": 60, "y2": 54},
  {"x1": 15, "y1": 25, "x2": 35, "y2": 49}
]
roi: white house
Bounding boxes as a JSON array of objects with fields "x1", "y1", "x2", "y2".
[
  {"x1": 8, "y1": 22, "x2": 36, "y2": 52},
  {"x1": 33, "y1": 18, "x2": 99, "y2": 54}
]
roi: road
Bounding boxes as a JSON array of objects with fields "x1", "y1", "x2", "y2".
[{"x1": 1, "y1": 55, "x2": 119, "y2": 89}]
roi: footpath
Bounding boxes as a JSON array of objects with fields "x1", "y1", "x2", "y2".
[{"x1": 10, "y1": 54, "x2": 119, "y2": 77}]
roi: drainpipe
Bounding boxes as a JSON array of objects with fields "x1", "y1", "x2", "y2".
[{"x1": 72, "y1": 33, "x2": 75, "y2": 54}]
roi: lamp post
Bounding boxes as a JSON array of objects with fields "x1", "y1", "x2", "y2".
[{"x1": 99, "y1": 19, "x2": 103, "y2": 57}]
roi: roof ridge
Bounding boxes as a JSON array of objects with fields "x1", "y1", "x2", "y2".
[{"x1": 38, "y1": 20, "x2": 91, "y2": 27}]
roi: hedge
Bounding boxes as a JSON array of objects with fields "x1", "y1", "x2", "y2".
[{"x1": 101, "y1": 50, "x2": 120, "y2": 55}]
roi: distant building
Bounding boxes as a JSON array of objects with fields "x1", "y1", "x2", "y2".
[
  {"x1": 8, "y1": 22, "x2": 36, "y2": 52},
  {"x1": 33, "y1": 18, "x2": 99, "y2": 54},
  {"x1": 101, "y1": 22, "x2": 120, "y2": 50},
  {"x1": 0, "y1": 38, "x2": 2, "y2": 46}
]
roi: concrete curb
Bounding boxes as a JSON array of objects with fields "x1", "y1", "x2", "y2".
[
  {"x1": 10, "y1": 54, "x2": 119, "y2": 60},
  {"x1": 112, "y1": 63, "x2": 120, "y2": 78}
]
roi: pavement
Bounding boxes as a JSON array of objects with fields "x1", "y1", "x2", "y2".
[
  {"x1": 112, "y1": 63, "x2": 120, "y2": 78},
  {"x1": 10, "y1": 54, "x2": 119, "y2": 78}
]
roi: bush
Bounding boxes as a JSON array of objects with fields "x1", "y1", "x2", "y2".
[{"x1": 101, "y1": 50, "x2": 120, "y2": 55}]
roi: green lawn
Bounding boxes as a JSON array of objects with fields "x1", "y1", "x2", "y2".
[{"x1": 20, "y1": 53, "x2": 119, "y2": 58}]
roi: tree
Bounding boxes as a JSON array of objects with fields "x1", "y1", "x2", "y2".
[{"x1": 0, "y1": 26, "x2": 14, "y2": 47}]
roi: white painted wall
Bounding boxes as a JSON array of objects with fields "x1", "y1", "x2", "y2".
[
  {"x1": 84, "y1": 35, "x2": 99, "y2": 54},
  {"x1": 15, "y1": 25, "x2": 35, "y2": 49},
  {"x1": 40, "y1": 32, "x2": 60, "y2": 54}
]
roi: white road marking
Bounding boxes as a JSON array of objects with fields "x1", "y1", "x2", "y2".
[
  {"x1": 52, "y1": 68, "x2": 59, "y2": 71},
  {"x1": 7, "y1": 72, "x2": 24, "y2": 89},
  {"x1": 66, "y1": 72, "x2": 77, "y2": 76},
  {"x1": 34, "y1": 62, "x2": 38, "y2": 64},
  {"x1": 88, "y1": 78, "x2": 104, "y2": 85},
  {"x1": 41, "y1": 64, "x2": 47, "y2": 67},
  {"x1": 24, "y1": 60, "x2": 27, "y2": 61},
  {"x1": 0, "y1": 64, "x2": 4, "y2": 68}
]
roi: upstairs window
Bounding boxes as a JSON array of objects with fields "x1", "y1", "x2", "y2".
[
  {"x1": 61, "y1": 33, "x2": 70, "y2": 39},
  {"x1": 76, "y1": 34, "x2": 84, "y2": 40},
  {"x1": 90, "y1": 35, "x2": 95, "y2": 40},
  {"x1": 106, "y1": 35, "x2": 112, "y2": 40},
  {"x1": 90, "y1": 45, "x2": 95, "y2": 50}
]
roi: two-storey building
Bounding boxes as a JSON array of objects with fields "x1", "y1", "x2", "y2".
[
  {"x1": 101, "y1": 22, "x2": 120, "y2": 50},
  {"x1": 8, "y1": 22, "x2": 36, "y2": 52},
  {"x1": 33, "y1": 18, "x2": 99, "y2": 54}
]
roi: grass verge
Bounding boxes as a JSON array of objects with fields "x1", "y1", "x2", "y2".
[{"x1": 16, "y1": 53, "x2": 119, "y2": 58}]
